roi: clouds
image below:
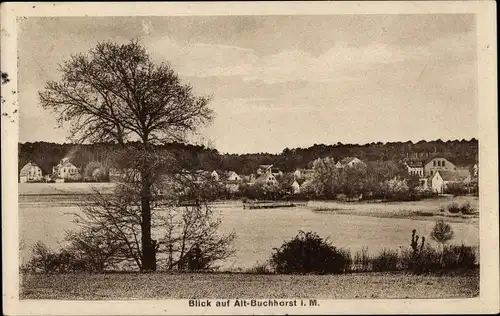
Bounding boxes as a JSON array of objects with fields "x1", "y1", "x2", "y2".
[
  {"x1": 19, "y1": 16, "x2": 477, "y2": 154},
  {"x1": 144, "y1": 28, "x2": 475, "y2": 86}
]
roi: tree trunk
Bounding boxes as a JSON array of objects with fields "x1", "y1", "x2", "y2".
[
  {"x1": 141, "y1": 175, "x2": 156, "y2": 272},
  {"x1": 139, "y1": 134, "x2": 156, "y2": 272}
]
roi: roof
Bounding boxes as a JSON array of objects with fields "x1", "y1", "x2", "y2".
[
  {"x1": 254, "y1": 173, "x2": 277, "y2": 184},
  {"x1": 405, "y1": 160, "x2": 425, "y2": 167},
  {"x1": 436, "y1": 170, "x2": 470, "y2": 182},
  {"x1": 55, "y1": 159, "x2": 78, "y2": 169},
  {"x1": 226, "y1": 171, "x2": 241, "y2": 178},
  {"x1": 292, "y1": 177, "x2": 307, "y2": 185},
  {"x1": 258, "y1": 164, "x2": 273, "y2": 169},
  {"x1": 424, "y1": 156, "x2": 456, "y2": 166}
]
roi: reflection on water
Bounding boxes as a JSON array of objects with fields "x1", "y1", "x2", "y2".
[{"x1": 19, "y1": 196, "x2": 479, "y2": 270}]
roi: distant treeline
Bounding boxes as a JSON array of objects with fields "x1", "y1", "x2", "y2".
[{"x1": 18, "y1": 139, "x2": 478, "y2": 175}]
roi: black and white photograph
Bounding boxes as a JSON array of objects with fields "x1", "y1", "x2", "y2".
[{"x1": 2, "y1": 2, "x2": 498, "y2": 315}]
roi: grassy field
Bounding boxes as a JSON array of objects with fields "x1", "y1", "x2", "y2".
[
  {"x1": 310, "y1": 196, "x2": 479, "y2": 223},
  {"x1": 20, "y1": 270, "x2": 479, "y2": 300},
  {"x1": 18, "y1": 182, "x2": 117, "y2": 196}
]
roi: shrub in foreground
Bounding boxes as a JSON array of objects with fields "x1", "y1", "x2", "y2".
[
  {"x1": 371, "y1": 248, "x2": 399, "y2": 272},
  {"x1": 270, "y1": 231, "x2": 350, "y2": 274},
  {"x1": 400, "y1": 226, "x2": 477, "y2": 274},
  {"x1": 430, "y1": 219, "x2": 454, "y2": 247},
  {"x1": 441, "y1": 244, "x2": 477, "y2": 269},
  {"x1": 446, "y1": 202, "x2": 475, "y2": 215},
  {"x1": 21, "y1": 241, "x2": 84, "y2": 273},
  {"x1": 338, "y1": 248, "x2": 353, "y2": 273},
  {"x1": 447, "y1": 202, "x2": 461, "y2": 214},
  {"x1": 353, "y1": 246, "x2": 371, "y2": 272},
  {"x1": 459, "y1": 202, "x2": 475, "y2": 215}
]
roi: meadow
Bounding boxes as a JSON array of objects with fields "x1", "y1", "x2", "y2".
[
  {"x1": 20, "y1": 270, "x2": 479, "y2": 299},
  {"x1": 18, "y1": 183, "x2": 479, "y2": 270}
]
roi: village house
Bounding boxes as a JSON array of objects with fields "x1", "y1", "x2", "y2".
[
  {"x1": 423, "y1": 157, "x2": 457, "y2": 177},
  {"x1": 224, "y1": 171, "x2": 242, "y2": 193},
  {"x1": 210, "y1": 170, "x2": 220, "y2": 181},
  {"x1": 256, "y1": 164, "x2": 282, "y2": 177},
  {"x1": 256, "y1": 165, "x2": 272, "y2": 175},
  {"x1": 253, "y1": 172, "x2": 279, "y2": 186},
  {"x1": 473, "y1": 163, "x2": 479, "y2": 177},
  {"x1": 226, "y1": 171, "x2": 242, "y2": 182},
  {"x1": 431, "y1": 169, "x2": 472, "y2": 193},
  {"x1": 335, "y1": 157, "x2": 366, "y2": 169},
  {"x1": 404, "y1": 161, "x2": 425, "y2": 177},
  {"x1": 52, "y1": 158, "x2": 80, "y2": 180},
  {"x1": 19, "y1": 162, "x2": 43, "y2": 183}
]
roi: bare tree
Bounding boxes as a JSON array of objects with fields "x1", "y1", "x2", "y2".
[
  {"x1": 39, "y1": 40, "x2": 213, "y2": 271},
  {"x1": 159, "y1": 204, "x2": 236, "y2": 271},
  {"x1": 72, "y1": 157, "x2": 235, "y2": 272}
]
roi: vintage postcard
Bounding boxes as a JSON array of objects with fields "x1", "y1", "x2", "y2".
[{"x1": 2, "y1": 1, "x2": 498, "y2": 315}]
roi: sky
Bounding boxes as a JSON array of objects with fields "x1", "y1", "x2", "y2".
[{"x1": 18, "y1": 15, "x2": 477, "y2": 154}]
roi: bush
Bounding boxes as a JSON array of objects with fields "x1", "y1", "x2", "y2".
[
  {"x1": 441, "y1": 244, "x2": 477, "y2": 269},
  {"x1": 446, "y1": 202, "x2": 475, "y2": 215},
  {"x1": 22, "y1": 242, "x2": 80, "y2": 273},
  {"x1": 400, "y1": 228, "x2": 476, "y2": 274},
  {"x1": 338, "y1": 248, "x2": 353, "y2": 273},
  {"x1": 413, "y1": 243, "x2": 442, "y2": 274},
  {"x1": 270, "y1": 231, "x2": 350, "y2": 274},
  {"x1": 371, "y1": 248, "x2": 399, "y2": 272},
  {"x1": 353, "y1": 246, "x2": 371, "y2": 272},
  {"x1": 447, "y1": 202, "x2": 461, "y2": 214},
  {"x1": 180, "y1": 244, "x2": 214, "y2": 272},
  {"x1": 444, "y1": 182, "x2": 469, "y2": 196},
  {"x1": 430, "y1": 220, "x2": 454, "y2": 246},
  {"x1": 459, "y1": 202, "x2": 475, "y2": 215}
]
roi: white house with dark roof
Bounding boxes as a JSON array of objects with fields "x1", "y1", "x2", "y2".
[
  {"x1": 224, "y1": 171, "x2": 242, "y2": 193},
  {"x1": 226, "y1": 171, "x2": 242, "y2": 182},
  {"x1": 52, "y1": 158, "x2": 80, "y2": 180},
  {"x1": 253, "y1": 172, "x2": 279, "y2": 186},
  {"x1": 19, "y1": 162, "x2": 43, "y2": 183},
  {"x1": 431, "y1": 170, "x2": 472, "y2": 193},
  {"x1": 423, "y1": 157, "x2": 457, "y2": 177}
]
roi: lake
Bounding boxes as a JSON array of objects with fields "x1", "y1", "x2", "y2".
[{"x1": 19, "y1": 195, "x2": 479, "y2": 270}]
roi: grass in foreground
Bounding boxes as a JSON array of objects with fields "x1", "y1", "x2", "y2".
[{"x1": 20, "y1": 270, "x2": 479, "y2": 300}]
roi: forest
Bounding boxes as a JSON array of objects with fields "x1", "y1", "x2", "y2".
[{"x1": 19, "y1": 138, "x2": 478, "y2": 176}]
